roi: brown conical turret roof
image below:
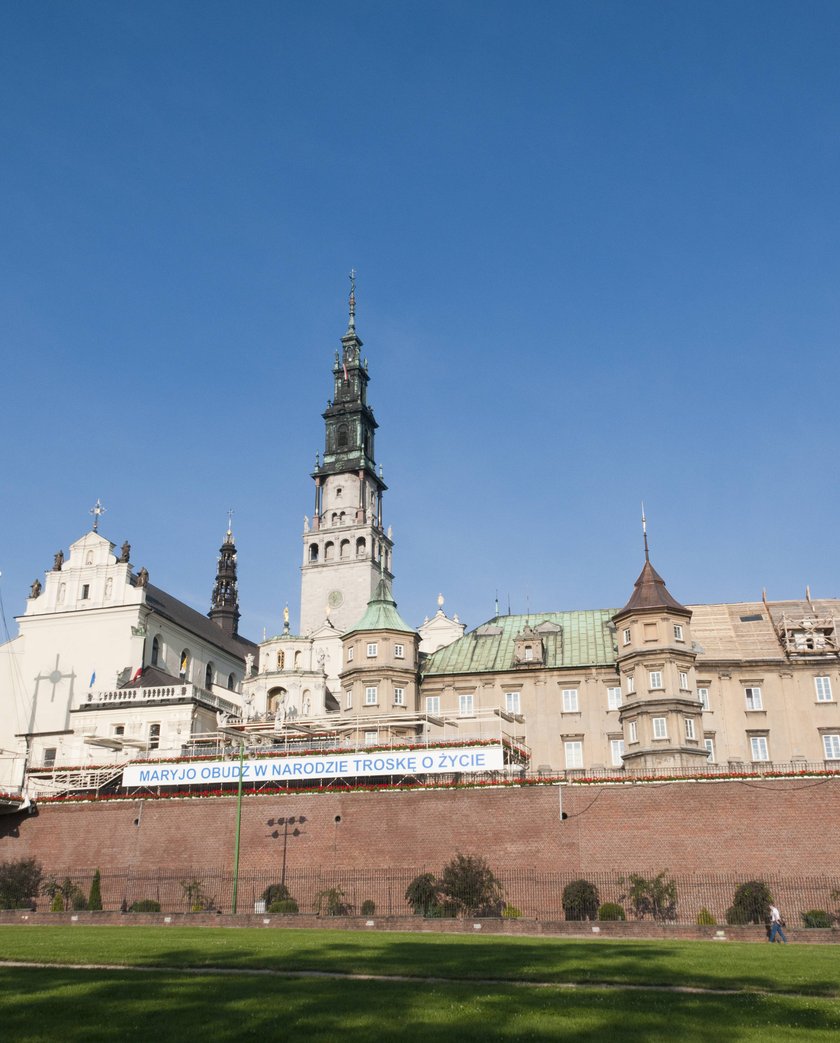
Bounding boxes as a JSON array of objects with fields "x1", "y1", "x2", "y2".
[{"x1": 615, "y1": 559, "x2": 690, "y2": 618}]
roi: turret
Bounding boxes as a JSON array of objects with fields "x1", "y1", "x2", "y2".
[{"x1": 209, "y1": 519, "x2": 240, "y2": 637}]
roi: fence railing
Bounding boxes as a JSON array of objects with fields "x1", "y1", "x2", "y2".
[{"x1": 30, "y1": 867, "x2": 840, "y2": 927}]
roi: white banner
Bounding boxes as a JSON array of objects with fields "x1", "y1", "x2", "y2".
[{"x1": 122, "y1": 744, "x2": 505, "y2": 788}]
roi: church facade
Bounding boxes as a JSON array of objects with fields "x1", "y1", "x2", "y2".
[{"x1": 1, "y1": 285, "x2": 839, "y2": 798}]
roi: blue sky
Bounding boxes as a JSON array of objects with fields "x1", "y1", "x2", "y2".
[{"x1": 1, "y1": 1, "x2": 838, "y2": 641}]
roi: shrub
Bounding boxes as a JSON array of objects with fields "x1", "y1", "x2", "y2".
[
  {"x1": 88, "y1": 870, "x2": 102, "y2": 912},
  {"x1": 360, "y1": 899, "x2": 376, "y2": 916},
  {"x1": 562, "y1": 879, "x2": 600, "y2": 921},
  {"x1": 598, "y1": 902, "x2": 626, "y2": 921},
  {"x1": 439, "y1": 854, "x2": 504, "y2": 917},
  {"x1": 0, "y1": 857, "x2": 43, "y2": 909},
  {"x1": 129, "y1": 899, "x2": 161, "y2": 913},
  {"x1": 314, "y1": 887, "x2": 352, "y2": 916},
  {"x1": 802, "y1": 909, "x2": 834, "y2": 929},
  {"x1": 405, "y1": 872, "x2": 441, "y2": 916},
  {"x1": 50, "y1": 892, "x2": 64, "y2": 912},
  {"x1": 261, "y1": 883, "x2": 293, "y2": 907},
  {"x1": 696, "y1": 907, "x2": 717, "y2": 926},
  {"x1": 268, "y1": 898, "x2": 299, "y2": 915},
  {"x1": 620, "y1": 871, "x2": 677, "y2": 922},
  {"x1": 726, "y1": 880, "x2": 773, "y2": 925},
  {"x1": 502, "y1": 905, "x2": 522, "y2": 919},
  {"x1": 181, "y1": 878, "x2": 215, "y2": 912},
  {"x1": 43, "y1": 876, "x2": 86, "y2": 912}
]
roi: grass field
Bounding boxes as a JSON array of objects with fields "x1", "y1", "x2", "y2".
[{"x1": 1, "y1": 926, "x2": 838, "y2": 1041}]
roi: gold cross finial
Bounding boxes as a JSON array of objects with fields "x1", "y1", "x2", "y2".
[{"x1": 90, "y1": 499, "x2": 106, "y2": 533}]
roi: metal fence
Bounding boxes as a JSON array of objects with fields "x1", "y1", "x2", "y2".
[{"x1": 35, "y1": 867, "x2": 840, "y2": 926}]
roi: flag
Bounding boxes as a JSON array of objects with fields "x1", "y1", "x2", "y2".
[
  {"x1": 132, "y1": 666, "x2": 143, "y2": 681},
  {"x1": 89, "y1": 671, "x2": 96, "y2": 688}
]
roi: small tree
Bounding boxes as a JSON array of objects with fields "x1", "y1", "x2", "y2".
[
  {"x1": 620, "y1": 871, "x2": 678, "y2": 922},
  {"x1": 0, "y1": 858, "x2": 43, "y2": 909},
  {"x1": 88, "y1": 870, "x2": 103, "y2": 911},
  {"x1": 314, "y1": 887, "x2": 352, "y2": 916},
  {"x1": 439, "y1": 854, "x2": 503, "y2": 917},
  {"x1": 404, "y1": 871, "x2": 442, "y2": 913},
  {"x1": 725, "y1": 880, "x2": 773, "y2": 925},
  {"x1": 43, "y1": 876, "x2": 86, "y2": 912},
  {"x1": 598, "y1": 902, "x2": 626, "y2": 921},
  {"x1": 562, "y1": 879, "x2": 600, "y2": 921},
  {"x1": 261, "y1": 883, "x2": 293, "y2": 907},
  {"x1": 181, "y1": 878, "x2": 214, "y2": 912},
  {"x1": 405, "y1": 872, "x2": 442, "y2": 916}
]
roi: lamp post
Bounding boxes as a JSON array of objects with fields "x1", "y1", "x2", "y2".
[{"x1": 268, "y1": 815, "x2": 306, "y2": 888}]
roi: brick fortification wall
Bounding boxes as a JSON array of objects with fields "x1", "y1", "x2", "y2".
[{"x1": 1, "y1": 778, "x2": 837, "y2": 878}]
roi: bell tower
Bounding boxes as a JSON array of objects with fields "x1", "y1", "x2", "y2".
[{"x1": 300, "y1": 274, "x2": 394, "y2": 635}]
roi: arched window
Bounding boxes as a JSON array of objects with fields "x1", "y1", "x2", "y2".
[
  {"x1": 309, "y1": 544, "x2": 319, "y2": 563},
  {"x1": 179, "y1": 650, "x2": 191, "y2": 680},
  {"x1": 340, "y1": 540, "x2": 350, "y2": 559},
  {"x1": 151, "y1": 636, "x2": 161, "y2": 667},
  {"x1": 148, "y1": 723, "x2": 160, "y2": 750},
  {"x1": 277, "y1": 650, "x2": 285, "y2": 670},
  {"x1": 356, "y1": 537, "x2": 366, "y2": 557},
  {"x1": 325, "y1": 541, "x2": 334, "y2": 561},
  {"x1": 205, "y1": 663, "x2": 214, "y2": 689},
  {"x1": 337, "y1": 425, "x2": 348, "y2": 448},
  {"x1": 227, "y1": 673, "x2": 236, "y2": 691},
  {"x1": 335, "y1": 487, "x2": 342, "y2": 500},
  {"x1": 339, "y1": 511, "x2": 346, "y2": 525},
  {"x1": 294, "y1": 650, "x2": 302, "y2": 669},
  {"x1": 331, "y1": 513, "x2": 339, "y2": 526}
]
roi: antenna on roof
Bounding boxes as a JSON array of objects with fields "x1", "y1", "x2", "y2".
[
  {"x1": 641, "y1": 502, "x2": 649, "y2": 562},
  {"x1": 507, "y1": 593, "x2": 511, "y2": 615}
]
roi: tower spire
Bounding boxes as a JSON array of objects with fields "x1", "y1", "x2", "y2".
[
  {"x1": 641, "y1": 502, "x2": 649, "y2": 562},
  {"x1": 347, "y1": 268, "x2": 357, "y2": 332},
  {"x1": 209, "y1": 519, "x2": 240, "y2": 637}
]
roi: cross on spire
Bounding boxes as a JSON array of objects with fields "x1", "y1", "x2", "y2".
[{"x1": 90, "y1": 499, "x2": 106, "y2": 533}]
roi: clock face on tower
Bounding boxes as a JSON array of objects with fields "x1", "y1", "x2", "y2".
[{"x1": 328, "y1": 590, "x2": 344, "y2": 609}]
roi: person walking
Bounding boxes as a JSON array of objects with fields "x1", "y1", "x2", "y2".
[{"x1": 769, "y1": 903, "x2": 787, "y2": 943}]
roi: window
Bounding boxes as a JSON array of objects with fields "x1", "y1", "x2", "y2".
[
  {"x1": 364, "y1": 730, "x2": 378, "y2": 745},
  {"x1": 562, "y1": 689, "x2": 579, "y2": 712},
  {"x1": 745, "y1": 687, "x2": 763, "y2": 711},
  {"x1": 704, "y1": 738, "x2": 715, "y2": 762},
  {"x1": 823, "y1": 734, "x2": 840, "y2": 760},
  {"x1": 626, "y1": 675, "x2": 635, "y2": 694},
  {"x1": 564, "y1": 741, "x2": 583, "y2": 769},
  {"x1": 652, "y1": 717, "x2": 668, "y2": 739},
  {"x1": 43, "y1": 747, "x2": 56, "y2": 768},
  {"x1": 151, "y1": 636, "x2": 161, "y2": 667},
  {"x1": 679, "y1": 671, "x2": 689, "y2": 690},
  {"x1": 149, "y1": 723, "x2": 160, "y2": 750},
  {"x1": 505, "y1": 691, "x2": 521, "y2": 714},
  {"x1": 524, "y1": 645, "x2": 534, "y2": 661},
  {"x1": 607, "y1": 687, "x2": 621, "y2": 710},
  {"x1": 393, "y1": 687, "x2": 405, "y2": 706},
  {"x1": 345, "y1": 690, "x2": 353, "y2": 710},
  {"x1": 227, "y1": 673, "x2": 236, "y2": 691},
  {"x1": 366, "y1": 643, "x2": 378, "y2": 658},
  {"x1": 365, "y1": 686, "x2": 378, "y2": 705},
  {"x1": 179, "y1": 650, "x2": 190, "y2": 680},
  {"x1": 458, "y1": 693, "x2": 474, "y2": 716},
  {"x1": 324, "y1": 541, "x2": 335, "y2": 561},
  {"x1": 309, "y1": 544, "x2": 319, "y2": 562},
  {"x1": 340, "y1": 539, "x2": 350, "y2": 559},
  {"x1": 205, "y1": 663, "x2": 214, "y2": 689},
  {"x1": 622, "y1": 628, "x2": 631, "y2": 646},
  {"x1": 610, "y1": 739, "x2": 625, "y2": 766},
  {"x1": 815, "y1": 676, "x2": 833, "y2": 702},
  {"x1": 698, "y1": 687, "x2": 710, "y2": 710},
  {"x1": 113, "y1": 725, "x2": 125, "y2": 737},
  {"x1": 394, "y1": 643, "x2": 405, "y2": 659},
  {"x1": 628, "y1": 721, "x2": 638, "y2": 743},
  {"x1": 81, "y1": 584, "x2": 90, "y2": 600},
  {"x1": 649, "y1": 671, "x2": 663, "y2": 690},
  {"x1": 684, "y1": 718, "x2": 696, "y2": 740},
  {"x1": 277, "y1": 650, "x2": 285, "y2": 669},
  {"x1": 673, "y1": 624, "x2": 684, "y2": 641},
  {"x1": 346, "y1": 647, "x2": 354, "y2": 663},
  {"x1": 425, "y1": 696, "x2": 440, "y2": 715},
  {"x1": 750, "y1": 735, "x2": 769, "y2": 761}
]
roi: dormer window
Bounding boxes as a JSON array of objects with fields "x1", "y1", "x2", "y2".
[{"x1": 524, "y1": 645, "x2": 533, "y2": 661}]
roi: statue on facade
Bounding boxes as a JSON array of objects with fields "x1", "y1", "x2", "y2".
[
  {"x1": 136, "y1": 567, "x2": 149, "y2": 588},
  {"x1": 303, "y1": 515, "x2": 310, "y2": 532},
  {"x1": 29, "y1": 578, "x2": 41, "y2": 599},
  {"x1": 119, "y1": 541, "x2": 131, "y2": 563},
  {"x1": 245, "y1": 653, "x2": 254, "y2": 678},
  {"x1": 53, "y1": 550, "x2": 64, "y2": 571}
]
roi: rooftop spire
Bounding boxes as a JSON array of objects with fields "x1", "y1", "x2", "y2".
[
  {"x1": 641, "y1": 501, "x2": 650, "y2": 562},
  {"x1": 347, "y1": 268, "x2": 357, "y2": 332}
]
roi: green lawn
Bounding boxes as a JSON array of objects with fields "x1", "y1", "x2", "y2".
[{"x1": 1, "y1": 927, "x2": 838, "y2": 1041}]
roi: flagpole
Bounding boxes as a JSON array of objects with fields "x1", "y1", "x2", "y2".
[{"x1": 231, "y1": 739, "x2": 245, "y2": 914}]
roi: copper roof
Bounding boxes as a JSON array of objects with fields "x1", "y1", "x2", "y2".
[{"x1": 615, "y1": 559, "x2": 689, "y2": 617}]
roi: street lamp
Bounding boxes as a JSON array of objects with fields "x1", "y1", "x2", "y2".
[{"x1": 268, "y1": 815, "x2": 306, "y2": 888}]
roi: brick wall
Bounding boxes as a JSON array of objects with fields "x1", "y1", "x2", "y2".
[{"x1": 1, "y1": 778, "x2": 838, "y2": 879}]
